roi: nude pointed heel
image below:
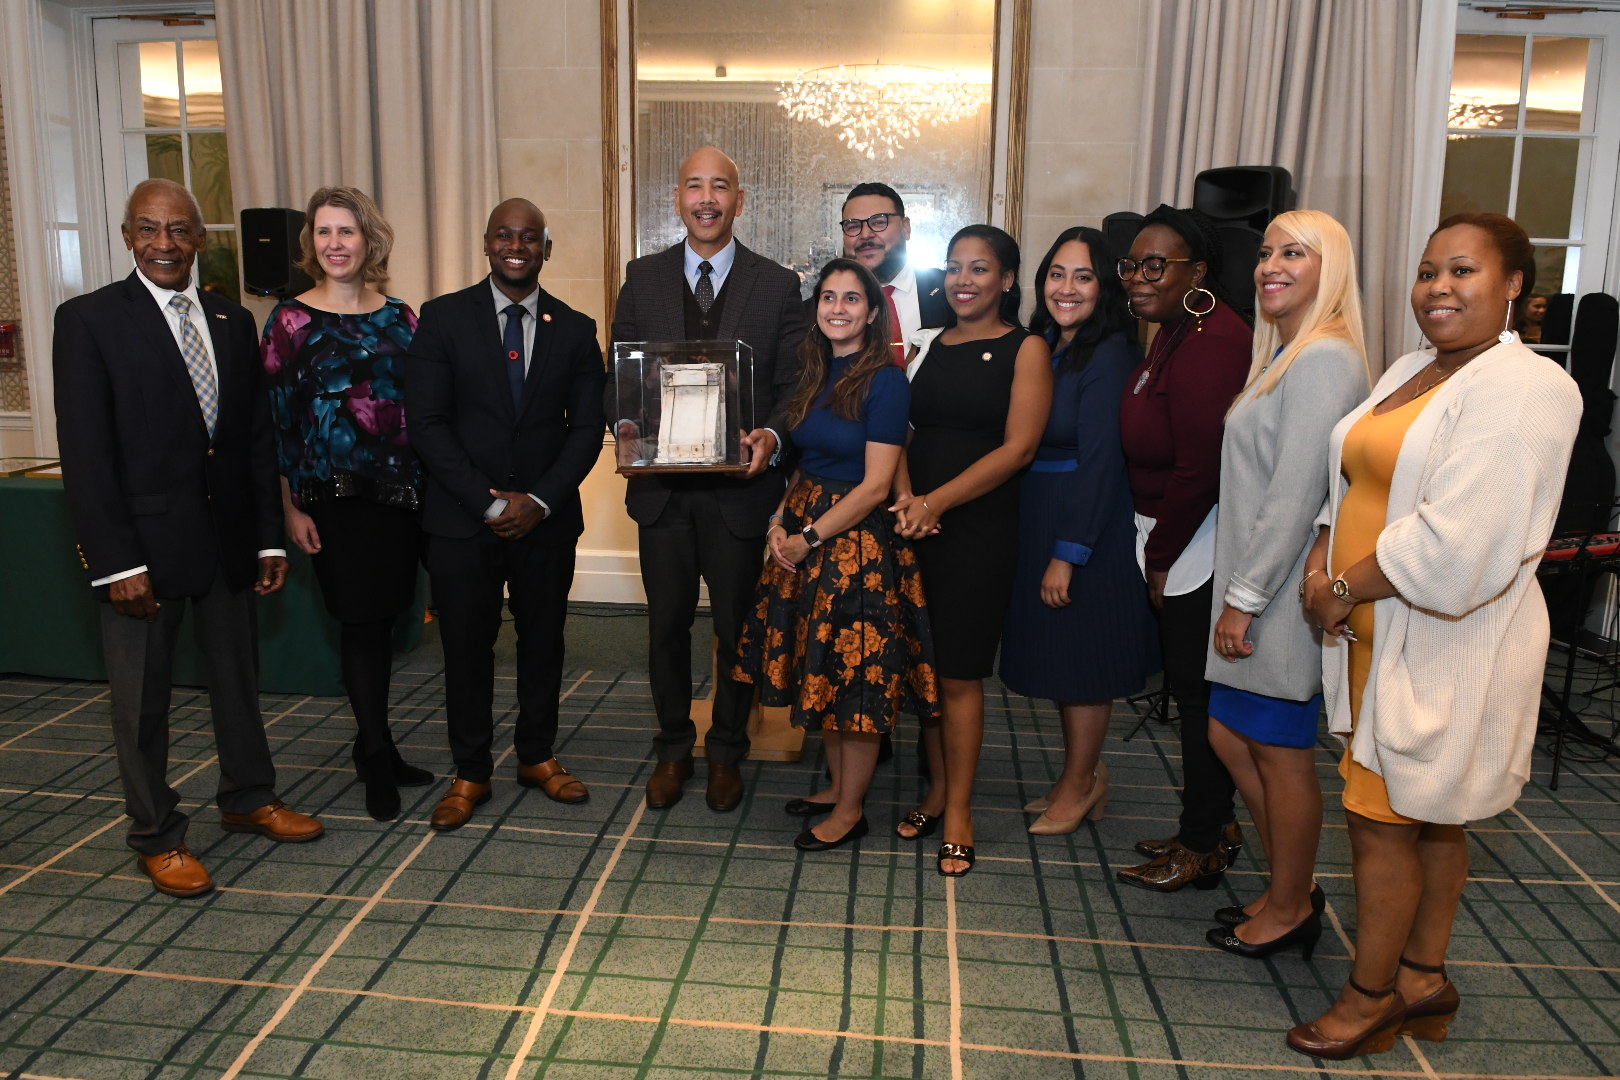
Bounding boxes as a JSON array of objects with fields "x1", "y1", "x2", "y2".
[{"x1": 1027, "y1": 763, "x2": 1108, "y2": 835}]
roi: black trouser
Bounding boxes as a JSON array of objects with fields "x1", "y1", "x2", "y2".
[
  {"x1": 638, "y1": 485, "x2": 761, "y2": 766},
  {"x1": 425, "y1": 530, "x2": 576, "y2": 784},
  {"x1": 99, "y1": 571, "x2": 278, "y2": 855},
  {"x1": 1158, "y1": 578, "x2": 1236, "y2": 853}
]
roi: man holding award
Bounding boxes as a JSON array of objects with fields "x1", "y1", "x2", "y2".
[{"x1": 609, "y1": 146, "x2": 806, "y2": 812}]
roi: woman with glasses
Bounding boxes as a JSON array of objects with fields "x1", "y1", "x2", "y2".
[
  {"x1": 1001, "y1": 227, "x2": 1158, "y2": 834},
  {"x1": 1202, "y1": 211, "x2": 1370, "y2": 961},
  {"x1": 891, "y1": 224, "x2": 1053, "y2": 876},
  {"x1": 734, "y1": 258, "x2": 939, "y2": 852},
  {"x1": 262, "y1": 186, "x2": 433, "y2": 821},
  {"x1": 1114, "y1": 205, "x2": 1251, "y2": 892}
]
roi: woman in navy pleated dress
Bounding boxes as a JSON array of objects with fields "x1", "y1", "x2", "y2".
[{"x1": 1001, "y1": 227, "x2": 1159, "y2": 834}]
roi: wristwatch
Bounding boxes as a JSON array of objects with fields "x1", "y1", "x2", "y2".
[
  {"x1": 801, "y1": 523, "x2": 824, "y2": 549},
  {"x1": 1331, "y1": 577, "x2": 1360, "y2": 604}
]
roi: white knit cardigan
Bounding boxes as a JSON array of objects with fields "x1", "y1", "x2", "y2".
[{"x1": 1321, "y1": 340, "x2": 1580, "y2": 824}]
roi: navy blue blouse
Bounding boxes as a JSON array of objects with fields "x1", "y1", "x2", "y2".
[{"x1": 792, "y1": 357, "x2": 910, "y2": 482}]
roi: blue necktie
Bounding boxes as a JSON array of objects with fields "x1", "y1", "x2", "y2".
[{"x1": 502, "y1": 303, "x2": 526, "y2": 407}]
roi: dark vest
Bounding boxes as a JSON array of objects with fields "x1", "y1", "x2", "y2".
[{"x1": 682, "y1": 277, "x2": 729, "y2": 340}]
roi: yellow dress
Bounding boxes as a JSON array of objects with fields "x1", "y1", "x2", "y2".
[{"x1": 1332, "y1": 387, "x2": 1441, "y2": 824}]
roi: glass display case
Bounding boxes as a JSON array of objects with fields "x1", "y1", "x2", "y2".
[{"x1": 612, "y1": 340, "x2": 756, "y2": 474}]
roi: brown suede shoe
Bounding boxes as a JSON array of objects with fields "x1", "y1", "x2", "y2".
[
  {"x1": 430, "y1": 778, "x2": 492, "y2": 830},
  {"x1": 516, "y1": 758, "x2": 588, "y2": 804},
  {"x1": 220, "y1": 801, "x2": 325, "y2": 843},
  {"x1": 645, "y1": 757, "x2": 694, "y2": 809},
  {"x1": 137, "y1": 845, "x2": 214, "y2": 898},
  {"x1": 706, "y1": 762, "x2": 744, "y2": 812},
  {"x1": 1115, "y1": 842, "x2": 1228, "y2": 892}
]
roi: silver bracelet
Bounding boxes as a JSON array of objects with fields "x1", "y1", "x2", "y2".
[{"x1": 1298, "y1": 568, "x2": 1326, "y2": 600}]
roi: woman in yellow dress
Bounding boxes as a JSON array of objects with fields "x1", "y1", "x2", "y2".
[{"x1": 1291, "y1": 213, "x2": 1580, "y2": 1059}]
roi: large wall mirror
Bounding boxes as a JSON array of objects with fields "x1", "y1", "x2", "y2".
[{"x1": 603, "y1": 0, "x2": 1030, "y2": 312}]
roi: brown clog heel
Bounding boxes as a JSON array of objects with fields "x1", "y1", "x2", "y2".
[{"x1": 1398, "y1": 957, "x2": 1459, "y2": 1042}]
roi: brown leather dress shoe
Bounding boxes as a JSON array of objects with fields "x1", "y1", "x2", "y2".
[
  {"x1": 138, "y1": 845, "x2": 214, "y2": 898},
  {"x1": 706, "y1": 762, "x2": 744, "y2": 812},
  {"x1": 516, "y1": 758, "x2": 588, "y2": 804},
  {"x1": 645, "y1": 757, "x2": 693, "y2": 809},
  {"x1": 1115, "y1": 842, "x2": 1228, "y2": 892},
  {"x1": 220, "y1": 801, "x2": 325, "y2": 843},
  {"x1": 430, "y1": 778, "x2": 492, "y2": 830}
]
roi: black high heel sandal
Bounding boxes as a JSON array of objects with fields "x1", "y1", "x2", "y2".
[
  {"x1": 895, "y1": 809, "x2": 939, "y2": 840},
  {"x1": 936, "y1": 842, "x2": 975, "y2": 877}
]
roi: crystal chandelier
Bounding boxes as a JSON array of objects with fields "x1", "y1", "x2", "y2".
[{"x1": 777, "y1": 64, "x2": 989, "y2": 161}]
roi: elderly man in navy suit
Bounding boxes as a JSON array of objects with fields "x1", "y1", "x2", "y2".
[
  {"x1": 407, "y1": 199, "x2": 607, "y2": 830},
  {"x1": 54, "y1": 178, "x2": 324, "y2": 899}
]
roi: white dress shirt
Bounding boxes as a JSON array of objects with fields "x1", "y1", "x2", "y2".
[
  {"x1": 94, "y1": 270, "x2": 285, "y2": 587},
  {"x1": 683, "y1": 238, "x2": 736, "y2": 295}
]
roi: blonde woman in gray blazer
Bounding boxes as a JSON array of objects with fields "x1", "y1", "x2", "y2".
[{"x1": 1204, "y1": 211, "x2": 1371, "y2": 962}]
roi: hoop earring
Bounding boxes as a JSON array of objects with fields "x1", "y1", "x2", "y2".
[
  {"x1": 1183, "y1": 286, "x2": 1216, "y2": 318},
  {"x1": 1499, "y1": 300, "x2": 1515, "y2": 345}
]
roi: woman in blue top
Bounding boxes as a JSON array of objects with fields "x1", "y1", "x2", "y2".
[
  {"x1": 1001, "y1": 227, "x2": 1159, "y2": 834},
  {"x1": 735, "y1": 258, "x2": 940, "y2": 852}
]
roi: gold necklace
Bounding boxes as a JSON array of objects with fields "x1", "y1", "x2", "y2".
[{"x1": 1415, "y1": 361, "x2": 1461, "y2": 397}]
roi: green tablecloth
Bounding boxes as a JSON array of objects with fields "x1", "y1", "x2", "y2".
[{"x1": 0, "y1": 476, "x2": 425, "y2": 696}]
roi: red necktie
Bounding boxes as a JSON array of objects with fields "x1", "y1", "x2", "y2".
[{"x1": 882, "y1": 284, "x2": 905, "y2": 365}]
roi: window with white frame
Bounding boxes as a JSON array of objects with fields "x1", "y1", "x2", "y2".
[{"x1": 93, "y1": 17, "x2": 238, "y2": 301}]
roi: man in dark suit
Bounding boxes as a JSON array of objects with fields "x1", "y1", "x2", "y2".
[
  {"x1": 53, "y1": 178, "x2": 324, "y2": 899},
  {"x1": 840, "y1": 182, "x2": 950, "y2": 363},
  {"x1": 407, "y1": 198, "x2": 607, "y2": 830},
  {"x1": 610, "y1": 146, "x2": 806, "y2": 812}
]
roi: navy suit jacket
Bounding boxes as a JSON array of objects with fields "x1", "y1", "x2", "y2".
[
  {"x1": 406, "y1": 278, "x2": 607, "y2": 543},
  {"x1": 53, "y1": 272, "x2": 282, "y2": 599},
  {"x1": 608, "y1": 240, "x2": 806, "y2": 533}
]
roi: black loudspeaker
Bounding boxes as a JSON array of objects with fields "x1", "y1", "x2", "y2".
[
  {"x1": 1102, "y1": 211, "x2": 1144, "y2": 265},
  {"x1": 1192, "y1": 166, "x2": 1294, "y2": 231},
  {"x1": 241, "y1": 207, "x2": 315, "y2": 297},
  {"x1": 1192, "y1": 166, "x2": 1294, "y2": 322}
]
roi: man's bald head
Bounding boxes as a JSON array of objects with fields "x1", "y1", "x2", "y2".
[
  {"x1": 484, "y1": 197, "x2": 551, "y2": 303},
  {"x1": 124, "y1": 178, "x2": 203, "y2": 230}
]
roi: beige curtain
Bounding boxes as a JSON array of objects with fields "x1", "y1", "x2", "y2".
[
  {"x1": 217, "y1": 0, "x2": 499, "y2": 308},
  {"x1": 1135, "y1": 0, "x2": 1424, "y2": 371}
]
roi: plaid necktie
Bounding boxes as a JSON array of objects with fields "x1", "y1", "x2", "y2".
[
  {"x1": 169, "y1": 295, "x2": 218, "y2": 434},
  {"x1": 695, "y1": 260, "x2": 715, "y2": 313}
]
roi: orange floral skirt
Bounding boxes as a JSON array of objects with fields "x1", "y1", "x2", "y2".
[{"x1": 734, "y1": 474, "x2": 941, "y2": 733}]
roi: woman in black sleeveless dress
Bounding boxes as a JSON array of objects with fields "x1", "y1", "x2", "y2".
[{"x1": 892, "y1": 225, "x2": 1053, "y2": 875}]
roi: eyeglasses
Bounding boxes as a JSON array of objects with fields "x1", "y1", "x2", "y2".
[
  {"x1": 839, "y1": 213, "x2": 897, "y2": 236},
  {"x1": 1116, "y1": 256, "x2": 1193, "y2": 282}
]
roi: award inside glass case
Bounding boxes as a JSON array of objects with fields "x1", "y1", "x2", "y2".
[{"x1": 612, "y1": 340, "x2": 756, "y2": 474}]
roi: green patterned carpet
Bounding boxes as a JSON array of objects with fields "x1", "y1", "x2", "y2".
[{"x1": 1, "y1": 611, "x2": 1617, "y2": 1079}]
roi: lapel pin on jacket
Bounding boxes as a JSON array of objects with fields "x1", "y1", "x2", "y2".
[
  {"x1": 542, "y1": 312, "x2": 552, "y2": 322},
  {"x1": 213, "y1": 313, "x2": 227, "y2": 319}
]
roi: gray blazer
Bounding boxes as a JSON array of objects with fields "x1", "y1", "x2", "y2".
[{"x1": 1205, "y1": 337, "x2": 1368, "y2": 698}]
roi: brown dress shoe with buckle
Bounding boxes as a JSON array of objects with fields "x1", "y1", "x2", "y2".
[
  {"x1": 646, "y1": 757, "x2": 693, "y2": 809},
  {"x1": 430, "y1": 778, "x2": 492, "y2": 830},
  {"x1": 1116, "y1": 842, "x2": 1228, "y2": 892},
  {"x1": 220, "y1": 801, "x2": 325, "y2": 842},
  {"x1": 137, "y1": 845, "x2": 214, "y2": 897},
  {"x1": 516, "y1": 758, "x2": 588, "y2": 804},
  {"x1": 706, "y1": 762, "x2": 744, "y2": 812},
  {"x1": 1134, "y1": 820, "x2": 1244, "y2": 859}
]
